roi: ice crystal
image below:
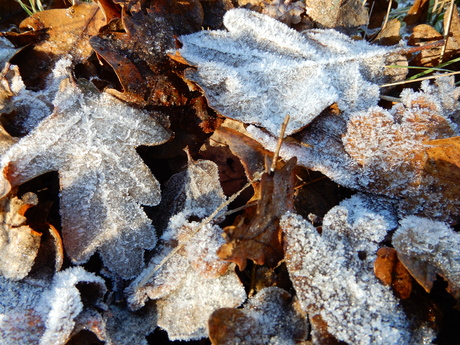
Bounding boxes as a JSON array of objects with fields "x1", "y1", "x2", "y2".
[
  {"x1": 127, "y1": 158, "x2": 246, "y2": 340},
  {"x1": 393, "y1": 216, "x2": 460, "y2": 301},
  {"x1": 0, "y1": 77, "x2": 172, "y2": 279},
  {"x1": 177, "y1": 8, "x2": 394, "y2": 136},
  {"x1": 282, "y1": 194, "x2": 431, "y2": 344}
]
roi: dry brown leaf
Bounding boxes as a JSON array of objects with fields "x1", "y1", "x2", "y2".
[
  {"x1": 13, "y1": 2, "x2": 105, "y2": 88},
  {"x1": 408, "y1": 6, "x2": 460, "y2": 66},
  {"x1": 404, "y1": 0, "x2": 429, "y2": 26},
  {"x1": 217, "y1": 157, "x2": 297, "y2": 270},
  {"x1": 305, "y1": 0, "x2": 368, "y2": 28},
  {"x1": 375, "y1": 247, "x2": 413, "y2": 300},
  {"x1": 211, "y1": 123, "x2": 271, "y2": 182},
  {"x1": 90, "y1": 1, "x2": 202, "y2": 105},
  {"x1": 374, "y1": 18, "x2": 402, "y2": 46}
]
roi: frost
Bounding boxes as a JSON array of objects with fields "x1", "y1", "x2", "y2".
[
  {"x1": 393, "y1": 216, "x2": 460, "y2": 301},
  {"x1": 281, "y1": 194, "x2": 430, "y2": 344},
  {"x1": 0, "y1": 58, "x2": 73, "y2": 135},
  {"x1": 0, "y1": 192, "x2": 40, "y2": 280},
  {"x1": 0, "y1": 37, "x2": 19, "y2": 71},
  {"x1": 0, "y1": 77, "x2": 172, "y2": 279},
  {"x1": 177, "y1": 8, "x2": 394, "y2": 136},
  {"x1": 127, "y1": 158, "x2": 246, "y2": 340},
  {"x1": 249, "y1": 78, "x2": 460, "y2": 221},
  {"x1": 209, "y1": 287, "x2": 309, "y2": 344},
  {"x1": 0, "y1": 266, "x2": 106, "y2": 345}
]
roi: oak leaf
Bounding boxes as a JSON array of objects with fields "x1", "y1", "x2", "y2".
[
  {"x1": 90, "y1": 1, "x2": 202, "y2": 105},
  {"x1": 176, "y1": 8, "x2": 396, "y2": 136},
  {"x1": 0, "y1": 77, "x2": 172, "y2": 279},
  {"x1": 282, "y1": 194, "x2": 435, "y2": 344},
  {"x1": 305, "y1": 0, "x2": 368, "y2": 28},
  {"x1": 127, "y1": 158, "x2": 245, "y2": 341}
]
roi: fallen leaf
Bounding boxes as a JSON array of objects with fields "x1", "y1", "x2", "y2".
[
  {"x1": 0, "y1": 59, "x2": 72, "y2": 136},
  {"x1": 126, "y1": 157, "x2": 246, "y2": 340},
  {"x1": 0, "y1": 192, "x2": 40, "y2": 280},
  {"x1": 282, "y1": 194, "x2": 434, "y2": 344},
  {"x1": 217, "y1": 157, "x2": 297, "y2": 270},
  {"x1": 0, "y1": 76, "x2": 172, "y2": 279},
  {"x1": 176, "y1": 8, "x2": 398, "y2": 136},
  {"x1": 305, "y1": 0, "x2": 368, "y2": 28},
  {"x1": 14, "y1": 2, "x2": 105, "y2": 89},
  {"x1": 0, "y1": 266, "x2": 106, "y2": 345},
  {"x1": 393, "y1": 216, "x2": 460, "y2": 303},
  {"x1": 375, "y1": 247, "x2": 413, "y2": 300},
  {"x1": 208, "y1": 287, "x2": 308, "y2": 345},
  {"x1": 249, "y1": 77, "x2": 460, "y2": 221},
  {"x1": 404, "y1": 0, "x2": 429, "y2": 26},
  {"x1": 90, "y1": 2, "x2": 202, "y2": 105}
]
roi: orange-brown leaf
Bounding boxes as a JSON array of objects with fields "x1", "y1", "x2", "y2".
[{"x1": 217, "y1": 157, "x2": 297, "y2": 270}]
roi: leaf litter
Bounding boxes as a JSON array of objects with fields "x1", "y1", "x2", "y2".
[{"x1": 1, "y1": 1, "x2": 460, "y2": 344}]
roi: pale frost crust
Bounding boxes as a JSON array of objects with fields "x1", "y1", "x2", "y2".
[
  {"x1": 0, "y1": 266, "x2": 106, "y2": 345},
  {"x1": 393, "y1": 216, "x2": 460, "y2": 301},
  {"x1": 0, "y1": 77, "x2": 172, "y2": 279},
  {"x1": 127, "y1": 158, "x2": 246, "y2": 341},
  {"x1": 282, "y1": 194, "x2": 435, "y2": 344},
  {"x1": 177, "y1": 8, "x2": 392, "y2": 136}
]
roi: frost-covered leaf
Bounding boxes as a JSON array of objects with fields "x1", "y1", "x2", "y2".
[
  {"x1": 282, "y1": 194, "x2": 435, "y2": 344},
  {"x1": 393, "y1": 216, "x2": 460, "y2": 302},
  {"x1": 0, "y1": 58, "x2": 72, "y2": 135},
  {"x1": 0, "y1": 266, "x2": 106, "y2": 345},
  {"x1": 0, "y1": 77, "x2": 171, "y2": 279},
  {"x1": 71, "y1": 304, "x2": 157, "y2": 345},
  {"x1": 0, "y1": 37, "x2": 20, "y2": 71},
  {"x1": 127, "y1": 158, "x2": 246, "y2": 341},
  {"x1": 176, "y1": 8, "x2": 395, "y2": 136},
  {"x1": 0, "y1": 192, "x2": 40, "y2": 280},
  {"x1": 250, "y1": 77, "x2": 460, "y2": 221},
  {"x1": 208, "y1": 287, "x2": 308, "y2": 345}
]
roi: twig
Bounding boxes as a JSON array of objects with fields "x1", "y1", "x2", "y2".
[
  {"x1": 439, "y1": 0, "x2": 455, "y2": 63},
  {"x1": 270, "y1": 114, "x2": 290, "y2": 173},
  {"x1": 381, "y1": 0, "x2": 393, "y2": 31}
]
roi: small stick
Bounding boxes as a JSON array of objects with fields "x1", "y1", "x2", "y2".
[
  {"x1": 439, "y1": 0, "x2": 455, "y2": 63},
  {"x1": 270, "y1": 114, "x2": 290, "y2": 173},
  {"x1": 381, "y1": 0, "x2": 393, "y2": 31}
]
